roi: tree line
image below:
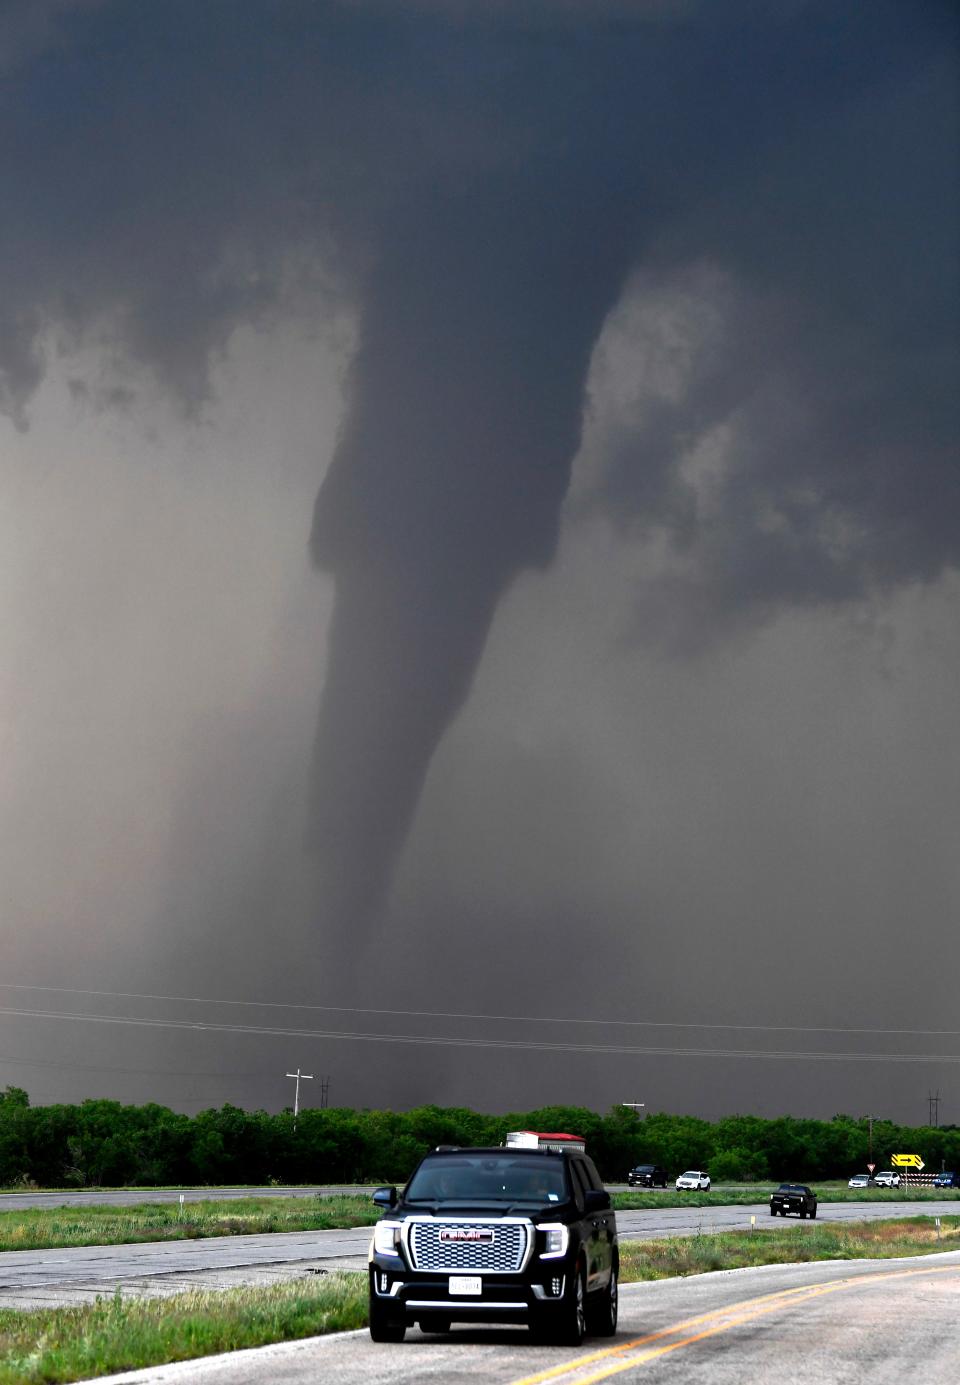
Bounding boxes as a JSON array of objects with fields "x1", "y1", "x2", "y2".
[{"x1": 1, "y1": 1086, "x2": 957, "y2": 1188}]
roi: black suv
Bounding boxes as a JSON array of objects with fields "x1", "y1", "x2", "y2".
[
  {"x1": 368, "y1": 1145, "x2": 618, "y2": 1344},
  {"x1": 627, "y1": 1164, "x2": 668, "y2": 1188}
]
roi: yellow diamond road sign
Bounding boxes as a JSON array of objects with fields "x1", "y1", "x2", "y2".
[{"x1": 891, "y1": 1153, "x2": 925, "y2": 1169}]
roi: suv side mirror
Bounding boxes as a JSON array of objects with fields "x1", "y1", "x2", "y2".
[
  {"x1": 584, "y1": 1189, "x2": 611, "y2": 1213},
  {"x1": 372, "y1": 1185, "x2": 398, "y2": 1208}
]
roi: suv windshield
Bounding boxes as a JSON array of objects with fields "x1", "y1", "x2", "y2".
[{"x1": 405, "y1": 1154, "x2": 568, "y2": 1203}]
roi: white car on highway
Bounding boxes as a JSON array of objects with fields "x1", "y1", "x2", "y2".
[{"x1": 676, "y1": 1170, "x2": 711, "y2": 1191}]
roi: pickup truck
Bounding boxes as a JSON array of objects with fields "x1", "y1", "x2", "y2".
[
  {"x1": 770, "y1": 1183, "x2": 817, "y2": 1218},
  {"x1": 627, "y1": 1164, "x2": 668, "y2": 1188}
]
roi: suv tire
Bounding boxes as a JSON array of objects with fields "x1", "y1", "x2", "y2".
[
  {"x1": 369, "y1": 1293, "x2": 405, "y2": 1343},
  {"x1": 588, "y1": 1266, "x2": 618, "y2": 1337},
  {"x1": 553, "y1": 1258, "x2": 587, "y2": 1346}
]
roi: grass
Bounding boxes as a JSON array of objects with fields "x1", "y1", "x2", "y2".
[
  {"x1": 0, "y1": 1275, "x2": 367, "y2": 1385},
  {"x1": 618, "y1": 1214, "x2": 960, "y2": 1281},
  {"x1": 0, "y1": 1196, "x2": 379, "y2": 1253},
  {"x1": 612, "y1": 1182, "x2": 960, "y2": 1211}
]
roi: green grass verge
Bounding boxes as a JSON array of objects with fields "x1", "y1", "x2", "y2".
[
  {"x1": 0, "y1": 1275, "x2": 367, "y2": 1385},
  {"x1": 0, "y1": 1196, "x2": 379, "y2": 1253},
  {"x1": 612, "y1": 1183, "x2": 960, "y2": 1211},
  {"x1": 619, "y1": 1214, "x2": 960, "y2": 1281}
]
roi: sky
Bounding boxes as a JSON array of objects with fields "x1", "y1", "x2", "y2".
[{"x1": 1, "y1": 0, "x2": 958, "y2": 1126}]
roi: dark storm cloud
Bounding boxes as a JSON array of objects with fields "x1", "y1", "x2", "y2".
[
  {"x1": 2, "y1": 1, "x2": 957, "y2": 921},
  {"x1": 581, "y1": 42, "x2": 959, "y2": 650}
]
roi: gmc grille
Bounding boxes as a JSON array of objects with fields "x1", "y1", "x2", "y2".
[{"x1": 408, "y1": 1221, "x2": 530, "y2": 1273}]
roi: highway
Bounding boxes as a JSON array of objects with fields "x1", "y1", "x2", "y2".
[
  {"x1": 2, "y1": 1199, "x2": 958, "y2": 1309},
  {"x1": 88, "y1": 1251, "x2": 960, "y2": 1384},
  {"x1": 0, "y1": 1186, "x2": 371, "y2": 1211}
]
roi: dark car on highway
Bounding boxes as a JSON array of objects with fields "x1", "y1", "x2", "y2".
[
  {"x1": 368, "y1": 1145, "x2": 618, "y2": 1345},
  {"x1": 933, "y1": 1171, "x2": 959, "y2": 1189},
  {"x1": 627, "y1": 1164, "x2": 668, "y2": 1188},
  {"x1": 770, "y1": 1183, "x2": 818, "y2": 1218}
]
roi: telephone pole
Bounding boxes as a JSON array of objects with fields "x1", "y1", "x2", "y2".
[
  {"x1": 866, "y1": 1114, "x2": 879, "y2": 1170},
  {"x1": 928, "y1": 1091, "x2": 941, "y2": 1128},
  {"x1": 285, "y1": 1068, "x2": 314, "y2": 1130}
]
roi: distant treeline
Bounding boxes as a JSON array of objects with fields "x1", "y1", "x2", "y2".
[{"x1": 1, "y1": 1086, "x2": 957, "y2": 1188}]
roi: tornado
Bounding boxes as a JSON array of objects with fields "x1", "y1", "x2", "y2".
[{"x1": 307, "y1": 188, "x2": 635, "y2": 926}]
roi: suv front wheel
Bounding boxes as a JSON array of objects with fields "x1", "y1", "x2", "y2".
[
  {"x1": 587, "y1": 1265, "x2": 618, "y2": 1336},
  {"x1": 369, "y1": 1290, "x2": 405, "y2": 1343},
  {"x1": 561, "y1": 1260, "x2": 587, "y2": 1346},
  {"x1": 535, "y1": 1258, "x2": 586, "y2": 1346}
]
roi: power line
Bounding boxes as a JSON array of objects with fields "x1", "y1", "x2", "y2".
[
  {"x1": 1, "y1": 1005, "x2": 958, "y2": 1064},
  {"x1": 0, "y1": 1052, "x2": 277, "y2": 1080},
  {"x1": 1, "y1": 982, "x2": 956, "y2": 1039}
]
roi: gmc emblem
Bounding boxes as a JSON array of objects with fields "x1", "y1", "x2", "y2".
[{"x1": 439, "y1": 1227, "x2": 495, "y2": 1243}]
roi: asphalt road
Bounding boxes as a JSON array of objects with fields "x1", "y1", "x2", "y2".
[
  {"x1": 89, "y1": 1250, "x2": 960, "y2": 1385},
  {"x1": 0, "y1": 1186, "x2": 371, "y2": 1211},
  {"x1": 2, "y1": 1199, "x2": 958, "y2": 1310}
]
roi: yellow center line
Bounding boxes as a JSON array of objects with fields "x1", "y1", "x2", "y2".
[
  {"x1": 508, "y1": 1262, "x2": 960, "y2": 1385},
  {"x1": 508, "y1": 1278, "x2": 860, "y2": 1385},
  {"x1": 552, "y1": 1283, "x2": 873, "y2": 1385}
]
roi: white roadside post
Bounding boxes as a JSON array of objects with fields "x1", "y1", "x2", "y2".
[{"x1": 286, "y1": 1068, "x2": 314, "y2": 1132}]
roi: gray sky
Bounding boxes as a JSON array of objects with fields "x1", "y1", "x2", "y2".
[{"x1": 1, "y1": 0, "x2": 957, "y2": 1124}]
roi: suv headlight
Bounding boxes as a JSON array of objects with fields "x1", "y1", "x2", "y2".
[
  {"x1": 537, "y1": 1223, "x2": 569, "y2": 1259},
  {"x1": 373, "y1": 1221, "x2": 401, "y2": 1256}
]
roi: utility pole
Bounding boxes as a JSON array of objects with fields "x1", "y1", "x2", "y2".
[
  {"x1": 928, "y1": 1091, "x2": 941, "y2": 1128},
  {"x1": 320, "y1": 1076, "x2": 330, "y2": 1110},
  {"x1": 621, "y1": 1103, "x2": 645, "y2": 1115},
  {"x1": 285, "y1": 1068, "x2": 314, "y2": 1130},
  {"x1": 866, "y1": 1114, "x2": 879, "y2": 1171}
]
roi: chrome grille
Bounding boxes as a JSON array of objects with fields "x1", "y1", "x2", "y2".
[{"x1": 409, "y1": 1220, "x2": 529, "y2": 1273}]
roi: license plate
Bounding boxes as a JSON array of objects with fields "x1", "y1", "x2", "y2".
[{"x1": 449, "y1": 1276, "x2": 482, "y2": 1296}]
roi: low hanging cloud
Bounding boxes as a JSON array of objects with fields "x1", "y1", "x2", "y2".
[{"x1": 2, "y1": 0, "x2": 957, "y2": 931}]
